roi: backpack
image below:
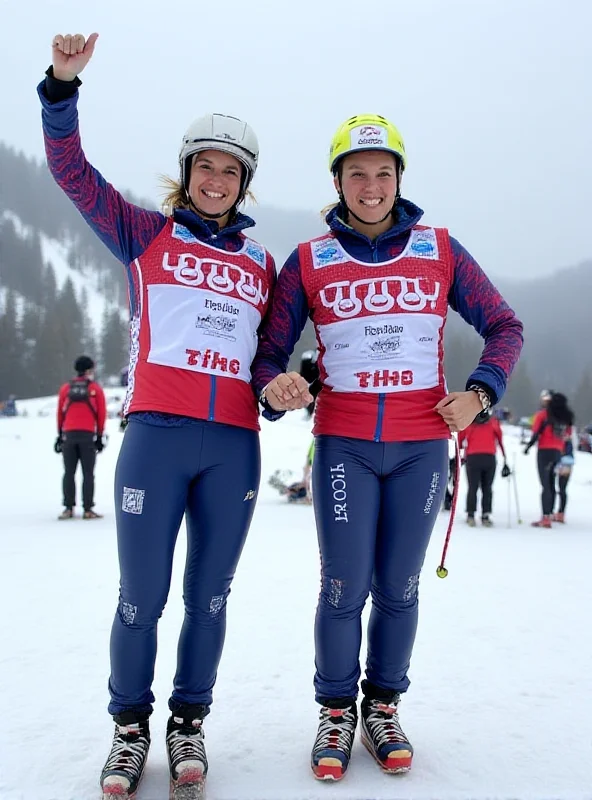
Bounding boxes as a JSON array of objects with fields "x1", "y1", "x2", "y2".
[
  {"x1": 62, "y1": 379, "x2": 97, "y2": 422},
  {"x1": 68, "y1": 379, "x2": 91, "y2": 404}
]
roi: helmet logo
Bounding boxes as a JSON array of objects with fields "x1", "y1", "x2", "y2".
[
  {"x1": 350, "y1": 125, "x2": 387, "y2": 149},
  {"x1": 359, "y1": 125, "x2": 381, "y2": 136}
]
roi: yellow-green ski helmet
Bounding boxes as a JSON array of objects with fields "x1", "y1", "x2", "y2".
[{"x1": 329, "y1": 114, "x2": 406, "y2": 174}]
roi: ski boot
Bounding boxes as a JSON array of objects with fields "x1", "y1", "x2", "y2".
[
  {"x1": 360, "y1": 690, "x2": 413, "y2": 774},
  {"x1": 166, "y1": 710, "x2": 208, "y2": 799},
  {"x1": 467, "y1": 515, "x2": 476, "y2": 527},
  {"x1": 311, "y1": 702, "x2": 357, "y2": 781},
  {"x1": 58, "y1": 508, "x2": 74, "y2": 520},
  {"x1": 100, "y1": 713, "x2": 150, "y2": 799},
  {"x1": 531, "y1": 515, "x2": 552, "y2": 528},
  {"x1": 481, "y1": 515, "x2": 493, "y2": 528},
  {"x1": 83, "y1": 509, "x2": 103, "y2": 519},
  {"x1": 552, "y1": 512, "x2": 565, "y2": 523}
]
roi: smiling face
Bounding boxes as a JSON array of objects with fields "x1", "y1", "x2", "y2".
[
  {"x1": 187, "y1": 149, "x2": 243, "y2": 225},
  {"x1": 336, "y1": 150, "x2": 399, "y2": 235}
]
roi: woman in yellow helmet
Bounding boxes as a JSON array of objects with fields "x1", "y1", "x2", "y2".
[{"x1": 253, "y1": 114, "x2": 523, "y2": 780}]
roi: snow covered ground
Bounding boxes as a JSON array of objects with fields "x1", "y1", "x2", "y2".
[{"x1": 1, "y1": 401, "x2": 591, "y2": 800}]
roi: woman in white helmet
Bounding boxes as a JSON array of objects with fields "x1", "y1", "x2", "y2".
[
  {"x1": 38, "y1": 32, "x2": 275, "y2": 799},
  {"x1": 253, "y1": 114, "x2": 523, "y2": 780}
]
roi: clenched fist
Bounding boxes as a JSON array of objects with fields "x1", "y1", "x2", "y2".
[
  {"x1": 434, "y1": 390, "x2": 483, "y2": 433},
  {"x1": 264, "y1": 372, "x2": 314, "y2": 412},
  {"x1": 52, "y1": 32, "x2": 99, "y2": 82}
]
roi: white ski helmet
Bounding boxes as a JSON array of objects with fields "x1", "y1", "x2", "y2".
[{"x1": 179, "y1": 113, "x2": 259, "y2": 197}]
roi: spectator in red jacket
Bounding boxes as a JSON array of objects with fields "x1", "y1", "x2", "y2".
[
  {"x1": 55, "y1": 355, "x2": 106, "y2": 519},
  {"x1": 524, "y1": 391, "x2": 574, "y2": 528},
  {"x1": 459, "y1": 410, "x2": 507, "y2": 527}
]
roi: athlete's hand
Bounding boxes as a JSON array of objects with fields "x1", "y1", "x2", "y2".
[
  {"x1": 435, "y1": 391, "x2": 482, "y2": 433},
  {"x1": 264, "y1": 372, "x2": 313, "y2": 412},
  {"x1": 52, "y1": 32, "x2": 99, "y2": 82}
]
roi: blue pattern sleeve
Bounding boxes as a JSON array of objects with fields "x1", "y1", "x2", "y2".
[
  {"x1": 38, "y1": 81, "x2": 166, "y2": 265},
  {"x1": 448, "y1": 237, "x2": 524, "y2": 404}
]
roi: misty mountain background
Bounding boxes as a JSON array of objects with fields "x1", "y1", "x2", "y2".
[{"x1": 1, "y1": 141, "x2": 591, "y2": 424}]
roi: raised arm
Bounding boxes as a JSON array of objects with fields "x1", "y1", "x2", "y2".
[
  {"x1": 448, "y1": 237, "x2": 524, "y2": 404},
  {"x1": 39, "y1": 33, "x2": 165, "y2": 266}
]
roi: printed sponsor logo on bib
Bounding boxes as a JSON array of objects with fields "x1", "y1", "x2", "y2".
[
  {"x1": 171, "y1": 223, "x2": 201, "y2": 244},
  {"x1": 243, "y1": 240, "x2": 267, "y2": 269},
  {"x1": 408, "y1": 229, "x2": 439, "y2": 260},
  {"x1": 312, "y1": 238, "x2": 349, "y2": 269},
  {"x1": 195, "y1": 298, "x2": 240, "y2": 341}
]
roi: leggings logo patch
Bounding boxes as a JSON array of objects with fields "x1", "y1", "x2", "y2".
[
  {"x1": 122, "y1": 487, "x2": 145, "y2": 515},
  {"x1": 120, "y1": 601, "x2": 137, "y2": 625},
  {"x1": 423, "y1": 472, "x2": 440, "y2": 515},
  {"x1": 330, "y1": 463, "x2": 348, "y2": 522}
]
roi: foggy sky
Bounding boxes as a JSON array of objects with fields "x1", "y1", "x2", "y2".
[{"x1": 2, "y1": 0, "x2": 591, "y2": 278}]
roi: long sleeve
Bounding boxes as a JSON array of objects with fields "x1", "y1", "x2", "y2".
[
  {"x1": 38, "y1": 78, "x2": 166, "y2": 266},
  {"x1": 447, "y1": 237, "x2": 524, "y2": 404},
  {"x1": 56, "y1": 384, "x2": 68, "y2": 432},
  {"x1": 95, "y1": 385, "x2": 107, "y2": 435},
  {"x1": 525, "y1": 410, "x2": 546, "y2": 451},
  {"x1": 494, "y1": 419, "x2": 506, "y2": 458}
]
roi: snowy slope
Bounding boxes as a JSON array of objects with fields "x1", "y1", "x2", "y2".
[
  {"x1": 1, "y1": 209, "x2": 115, "y2": 332},
  {"x1": 1, "y1": 406, "x2": 592, "y2": 800}
]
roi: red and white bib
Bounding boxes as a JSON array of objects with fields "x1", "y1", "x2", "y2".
[
  {"x1": 124, "y1": 219, "x2": 274, "y2": 430},
  {"x1": 299, "y1": 226, "x2": 454, "y2": 441}
]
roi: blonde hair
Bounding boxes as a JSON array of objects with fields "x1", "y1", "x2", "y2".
[
  {"x1": 320, "y1": 201, "x2": 339, "y2": 219},
  {"x1": 159, "y1": 175, "x2": 256, "y2": 217}
]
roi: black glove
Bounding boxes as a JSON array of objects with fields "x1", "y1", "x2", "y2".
[
  {"x1": 54, "y1": 435, "x2": 63, "y2": 454},
  {"x1": 95, "y1": 435, "x2": 105, "y2": 453},
  {"x1": 501, "y1": 462, "x2": 511, "y2": 478}
]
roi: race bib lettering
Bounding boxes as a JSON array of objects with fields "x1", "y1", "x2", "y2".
[
  {"x1": 319, "y1": 314, "x2": 441, "y2": 393},
  {"x1": 146, "y1": 284, "x2": 260, "y2": 382}
]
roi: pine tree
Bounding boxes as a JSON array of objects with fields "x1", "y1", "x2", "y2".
[
  {"x1": 56, "y1": 277, "x2": 85, "y2": 373},
  {"x1": 20, "y1": 302, "x2": 41, "y2": 397},
  {"x1": 573, "y1": 369, "x2": 592, "y2": 428},
  {"x1": 0, "y1": 291, "x2": 22, "y2": 399},
  {"x1": 502, "y1": 358, "x2": 537, "y2": 420},
  {"x1": 100, "y1": 307, "x2": 128, "y2": 378},
  {"x1": 79, "y1": 288, "x2": 98, "y2": 360}
]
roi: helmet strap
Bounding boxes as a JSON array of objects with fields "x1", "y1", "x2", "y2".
[
  {"x1": 183, "y1": 187, "x2": 242, "y2": 224},
  {"x1": 335, "y1": 160, "x2": 402, "y2": 228},
  {"x1": 182, "y1": 155, "x2": 247, "y2": 224}
]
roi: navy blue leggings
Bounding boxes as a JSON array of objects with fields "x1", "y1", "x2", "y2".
[
  {"x1": 312, "y1": 435, "x2": 448, "y2": 703},
  {"x1": 108, "y1": 417, "x2": 260, "y2": 716}
]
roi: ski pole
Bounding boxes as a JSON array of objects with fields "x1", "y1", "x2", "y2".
[
  {"x1": 511, "y1": 453, "x2": 522, "y2": 524},
  {"x1": 506, "y1": 466, "x2": 512, "y2": 528},
  {"x1": 437, "y1": 435, "x2": 460, "y2": 579}
]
